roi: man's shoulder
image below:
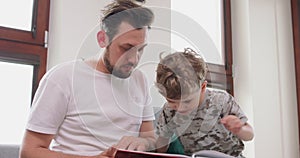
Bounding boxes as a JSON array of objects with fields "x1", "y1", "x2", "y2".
[
  {"x1": 42, "y1": 60, "x2": 82, "y2": 81},
  {"x1": 130, "y1": 69, "x2": 148, "y2": 83}
]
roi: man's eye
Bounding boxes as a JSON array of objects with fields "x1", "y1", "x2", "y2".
[
  {"x1": 122, "y1": 47, "x2": 131, "y2": 51},
  {"x1": 138, "y1": 45, "x2": 147, "y2": 52},
  {"x1": 138, "y1": 47, "x2": 144, "y2": 52}
]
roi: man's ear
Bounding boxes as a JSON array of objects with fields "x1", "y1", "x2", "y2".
[{"x1": 97, "y1": 30, "x2": 109, "y2": 48}]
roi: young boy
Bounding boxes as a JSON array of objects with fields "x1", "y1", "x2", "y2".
[{"x1": 155, "y1": 48, "x2": 254, "y2": 157}]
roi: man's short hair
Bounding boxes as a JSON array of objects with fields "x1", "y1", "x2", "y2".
[{"x1": 101, "y1": 0, "x2": 154, "y2": 42}]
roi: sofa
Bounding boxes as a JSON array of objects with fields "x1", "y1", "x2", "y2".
[{"x1": 0, "y1": 145, "x2": 19, "y2": 158}]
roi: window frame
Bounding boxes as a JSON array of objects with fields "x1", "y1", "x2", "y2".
[
  {"x1": 0, "y1": 40, "x2": 47, "y2": 100},
  {"x1": 206, "y1": 0, "x2": 233, "y2": 95},
  {"x1": 291, "y1": 0, "x2": 300, "y2": 149},
  {"x1": 0, "y1": 0, "x2": 50, "y2": 100},
  {"x1": 0, "y1": 0, "x2": 49, "y2": 46}
]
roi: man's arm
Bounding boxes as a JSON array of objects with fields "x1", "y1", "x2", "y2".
[
  {"x1": 155, "y1": 136, "x2": 169, "y2": 153},
  {"x1": 113, "y1": 121, "x2": 156, "y2": 151},
  {"x1": 139, "y1": 121, "x2": 156, "y2": 151},
  {"x1": 20, "y1": 130, "x2": 112, "y2": 158}
]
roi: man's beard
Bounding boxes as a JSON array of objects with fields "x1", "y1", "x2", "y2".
[{"x1": 103, "y1": 50, "x2": 134, "y2": 79}]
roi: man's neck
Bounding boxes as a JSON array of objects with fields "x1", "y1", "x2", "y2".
[{"x1": 84, "y1": 55, "x2": 110, "y2": 73}]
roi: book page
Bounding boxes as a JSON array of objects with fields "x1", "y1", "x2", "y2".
[
  {"x1": 192, "y1": 150, "x2": 235, "y2": 158},
  {"x1": 115, "y1": 149, "x2": 191, "y2": 158}
]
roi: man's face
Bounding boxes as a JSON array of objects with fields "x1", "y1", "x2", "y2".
[{"x1": 103, "y1": 22, "x2": 148, "y2": 78}]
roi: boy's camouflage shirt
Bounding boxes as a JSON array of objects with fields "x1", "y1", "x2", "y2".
[{"x1": 156, "y1": 88, "x2": 248, "y2": 157}]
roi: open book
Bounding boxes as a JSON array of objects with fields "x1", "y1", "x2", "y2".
[{"x1": 114, "y1": 149, "x2": 235, "y2": 158}]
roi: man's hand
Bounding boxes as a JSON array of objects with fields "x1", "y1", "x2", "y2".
[
  {"x1": 97, "y1": 147, "x2": 117, "y2": 158},
  {"x1": 114, "y1": 136, "x2": 150, "y2": 151},
  {"x1": 112, "y1": 121, "x2": 156, "y2": 151}
]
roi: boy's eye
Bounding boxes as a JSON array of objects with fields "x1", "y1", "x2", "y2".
[
  {"x1": 166, "y1": 102, "x2": 177, "y2": 109},
  {"x1": 166, "y1": 99, "x2": 175, "y2": 104},
  {"x1": 183, "y1": 100, "x2": 191, "y2": 104}
]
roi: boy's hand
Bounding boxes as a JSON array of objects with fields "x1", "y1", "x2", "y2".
[{"x1": 220, "y1": 115, "x2": 245, "y2": 134}]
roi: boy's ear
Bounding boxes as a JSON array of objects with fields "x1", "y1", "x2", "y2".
[
  {"x1": 201, "y1": 81, "x2": 207, "y2": 91},
  {"x1": 97, "y1": 30, "x2": 109, "y2": 48}
]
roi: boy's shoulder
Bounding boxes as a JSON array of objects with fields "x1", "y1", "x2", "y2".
[
  {"x1": 204, "y1": 88, "x2": 235, "y2": 108},
  {"x1": 206, "y1": 88, "x2": 231, "y2": 98},
  {"x1": 206, "y1": 87, "x2": 228, "y2": 94}
]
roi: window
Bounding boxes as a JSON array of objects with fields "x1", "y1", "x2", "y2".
[
  {"x1": 0, "y1": 0, "x2": 34, "y2": 31},
  {"x1": 0, "y1": 0, "x2": 50, "y2": 144},
  {"x1": 0, "y1": 62, "x2": 33, "y2": 144},
  {"x1": 0, "y1": 0, "x2": 49, "y2": 45},
  {"x1": 171, "y1": 0, "x2": 233, "y2": 94}
]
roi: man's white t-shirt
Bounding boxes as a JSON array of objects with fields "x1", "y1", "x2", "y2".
[{"x1": 26, "y1": 60, "x2": 154, "y2": 156}]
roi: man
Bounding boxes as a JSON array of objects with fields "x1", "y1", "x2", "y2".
[{"x1": 20, "y1": 0, "x2": 155, "y2": 157}]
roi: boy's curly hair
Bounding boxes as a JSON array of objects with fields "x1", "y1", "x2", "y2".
[{"x1": 156, "y1": 48, "x2": 207, "y2": 100}]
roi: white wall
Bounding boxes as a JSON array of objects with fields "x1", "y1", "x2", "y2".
[
  {"x1": 232, "y1": 0, "x2": 299, "y2": 157},
  {"x1": 48, "y1": 0, "x2": 299, "y2": 157},
  {"x1": 170, "y1": 1, "x2": 223, "y2": 65},
  {"x1": 47, "y1": 0, "x2": 110, "y2": 68}
]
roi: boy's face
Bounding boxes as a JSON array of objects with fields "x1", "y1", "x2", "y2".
[
  {"x1": 165, "y1": 81, "x2": 207, "y2": 115},
  {"x1": 165, "y1": 90, "x2": 201, "y2": 115}
]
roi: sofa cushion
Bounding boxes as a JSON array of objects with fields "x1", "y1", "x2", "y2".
[{"x1": 0, "y1": 145, "x2": 19, "y2": 158}]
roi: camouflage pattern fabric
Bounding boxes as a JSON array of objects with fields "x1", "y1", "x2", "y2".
[{"x1": 156, "y1": 88, "x2": 248, "y2": 158}]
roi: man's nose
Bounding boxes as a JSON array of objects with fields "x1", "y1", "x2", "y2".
[{"x1": 127, "y1": 49, "x2": 140, "y2": 64}]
